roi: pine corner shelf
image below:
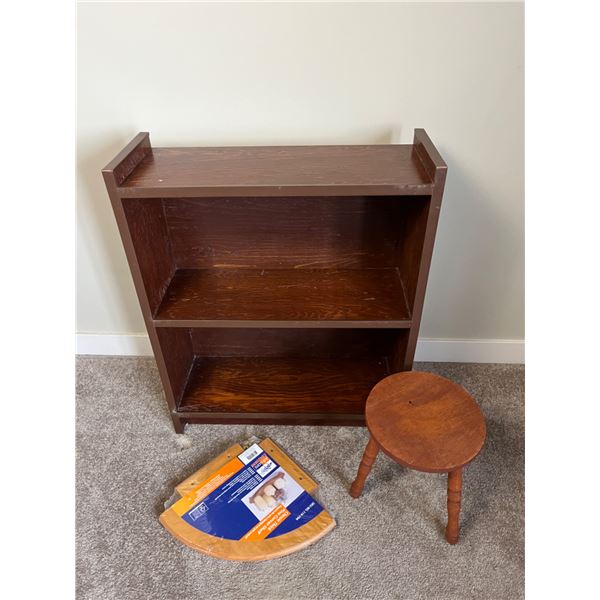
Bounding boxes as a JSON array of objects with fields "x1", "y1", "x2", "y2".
[{"x1": 103, "y1": 129, "x2": 447, "y2": 432}]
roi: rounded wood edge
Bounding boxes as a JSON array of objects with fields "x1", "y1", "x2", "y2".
[
  {"x1": 371, "y1": 433, "x2": 486, "y2": 474},
  {"x1": 367, "y1": 412, "x2": 487, "y2": 473},
  {"x1": 159, "y1": 508, "x2": 335, "y2": 562},
  {"x1": 366, "y1": 371, "x2": 476, "y2": 408}
]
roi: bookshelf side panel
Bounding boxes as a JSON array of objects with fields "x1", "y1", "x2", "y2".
[
  {"x1": 122, "y1": 198, "x2": 175, "y2": 315},
  {"x1": 156, "y1": 327, "x2": 195, "y2": 407}
]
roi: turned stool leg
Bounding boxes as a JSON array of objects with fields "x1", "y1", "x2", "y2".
[
  {"x1": 445, "y1": 468, "x2": 463, "y2": 544},
  {"x1": 350, "y1": 436, "x2": 380, "y2": 498}
]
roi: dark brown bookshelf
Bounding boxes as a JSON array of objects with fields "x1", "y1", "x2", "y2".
[{"x1": 103, "y1": 130, "x2": 447, "y2": 432}]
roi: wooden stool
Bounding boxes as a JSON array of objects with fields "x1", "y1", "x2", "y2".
[{"x1": 350, "y1": 371, "x2": 486, "y2": 544}]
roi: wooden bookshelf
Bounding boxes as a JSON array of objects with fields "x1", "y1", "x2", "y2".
[{"x1": 103, "y1": 130, "x2": 447, "y2": 432}]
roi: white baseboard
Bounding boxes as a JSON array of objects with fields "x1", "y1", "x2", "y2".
[
  {"x1": 76, "y1": 333, "x2": 153, "y2": 356},
  {"x1": 413, "y1": 338, "x2": 524, "y2": 364},
  {"x1": 76, "y1": 333, "x2": 524, "y2": 364}
]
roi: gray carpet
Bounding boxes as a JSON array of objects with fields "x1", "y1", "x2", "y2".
[{"x1": 76, "y1": 357, "x2": 524, "y2": 600}]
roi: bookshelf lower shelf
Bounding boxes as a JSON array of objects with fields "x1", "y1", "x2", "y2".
[{"x1": 176, "y1": 356, "x2": 391, "y2": 424}]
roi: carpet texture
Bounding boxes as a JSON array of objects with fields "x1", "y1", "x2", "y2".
[{"x1": 76, "y1": 357, "x2": 524, "y2": 600}]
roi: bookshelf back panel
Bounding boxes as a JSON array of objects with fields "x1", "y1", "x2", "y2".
[
  {"x1": 189, "y1": 327, "x2": 401, "y2": 359},
  {"x1": 163, "y1": 196, "x2": 422, "y2": 270}
]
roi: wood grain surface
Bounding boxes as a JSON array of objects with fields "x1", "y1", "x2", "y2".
[
  {"x1": 102, "y1": 132, "x2": 151, "y2": 185},
  {"x1": 189, "y1": 327, "x2": 399, "y2": 358},
  {"x1": 402, "y1": 129, "x2": 448, "y2": 370},
  {"x1": 175, "y1": 444, "x2": 244, "y2": 496},
  {"x1": 154, "y1": 268, "x2": 410, "y2": 325},
  {"x1": 445, "y1": 468, "x2": 463, "y2": 544},
  {"x1": 121, "y1": 198, "x2": 175, "y2": 315},
  {"x1": 258, "y1": 438, "x2": 318, "y2": 494},
  {"x1": 179, "y1": 356, "x2": 390, "y2": 414},
  {"x1": 163, "y1": 196, "x2": 409, "y2": 270},
  {"x1": 174, "y1": 410, "x2": 366, "y2": 427},
  {"x1": 365, "y1": 371, "x2": 486, "y2": 473},
  {"x1": 349, "y1": 436, "x2": 380, "y2": 498},
  {"x1": 154, "y1": 327, "x2": 195, "y2": 408},
  {"x1": 119, "y1": 145, "x2": 433, "y2": 198},
  {"x1": 176, "y1": 439, "x2": 318, "y2": 497}
]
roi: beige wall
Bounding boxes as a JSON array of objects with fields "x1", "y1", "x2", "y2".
[{"x1": 77, "y1": 1, "x2": 523, "y2": 341}]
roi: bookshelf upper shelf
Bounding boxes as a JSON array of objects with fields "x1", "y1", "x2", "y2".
[{"x1": 104, "y1": 132, "x2": 444, "y2": 198}]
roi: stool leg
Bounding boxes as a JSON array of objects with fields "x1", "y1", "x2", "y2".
[
  {"x1": 445, "y1": 468, "x2": 463, "y2": 544},
  {"x1": 350, "y1": 436, "x2": 380, "y2": 498}
]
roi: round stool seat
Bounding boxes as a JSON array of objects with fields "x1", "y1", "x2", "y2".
[{"x1": 365, "y1": 371, "x2": 486, "y2": 473}]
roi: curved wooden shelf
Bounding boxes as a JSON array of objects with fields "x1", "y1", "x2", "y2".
[
  {"x1": 160, "y1": 508, "x2": 335, "y2": 562},
  {"x1": 161, "y1": 439, "x2": 334, "y2": 561}
]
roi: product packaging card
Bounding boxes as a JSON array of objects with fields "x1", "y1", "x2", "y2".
[{"x1": 171, "y1": 443, "x2": 324, "y2": 542}]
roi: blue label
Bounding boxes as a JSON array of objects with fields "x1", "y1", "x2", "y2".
[{"x1": 181, "y1": 449, "x2": 323, "y2": 541}]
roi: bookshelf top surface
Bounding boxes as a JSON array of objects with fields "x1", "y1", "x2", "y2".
[{"x1": 117, "y1": 144, "x2": 435, "y2": 197}]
